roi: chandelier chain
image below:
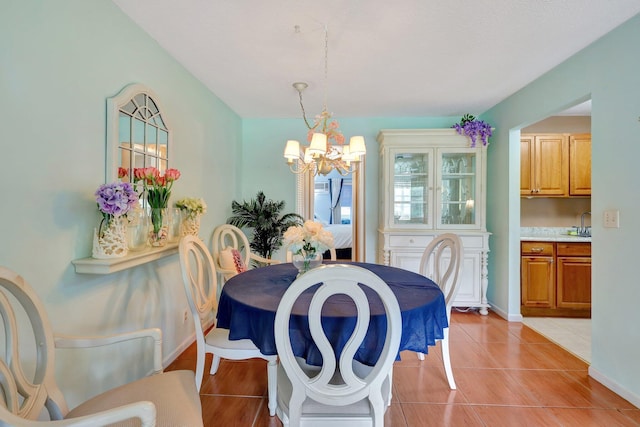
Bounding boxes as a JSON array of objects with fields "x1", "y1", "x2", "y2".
[{"x1": 323, "y1": 25, "x2": 329, "y2": 111}]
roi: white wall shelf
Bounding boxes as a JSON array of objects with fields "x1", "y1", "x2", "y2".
[{"x1": 72, "y1": 243, "x2": 179, "y2": 274}]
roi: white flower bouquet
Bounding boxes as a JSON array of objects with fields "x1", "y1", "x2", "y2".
[
  {"x1": 175, "y1": 197, "x2": 207, "y2": 219},
  {"x1": 283, "y1": 220, "x2": 334, "y2": 258}
]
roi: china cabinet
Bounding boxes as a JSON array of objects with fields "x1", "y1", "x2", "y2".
[{"x1": 377, "y1": 129, "x2": 490, "y2": 314}]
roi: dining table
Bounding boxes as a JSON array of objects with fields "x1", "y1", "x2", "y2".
[{"x1": 216, "y1": 261, "x2": 448, "y2": 366}]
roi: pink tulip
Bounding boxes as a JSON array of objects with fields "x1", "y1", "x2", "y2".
[
  {"x1": 118, "y1": 167, "x2": 129, "y2": 179},
  {"x1": 133, "y1": 168, "x2": 146, "y2": 181},
  {"x1": 164, "y1": 168, "x2": 181, "y2": 182}
]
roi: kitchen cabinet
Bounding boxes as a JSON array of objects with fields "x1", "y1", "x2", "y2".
[
  {"x1": 557, "y1": 242, "x2": 591, "y2": 309},
  {"x1": 377, "y1": 129, "x2": 490, "y2": 314},
  {"x1": 521, "y1": 133, "x2": 591, "y2": 197},
  {"x1": 569, "y1": 134, "x2": 592, "y2": 196},
  {"x1": 520, "y1": 134, "x2": 568, "y2": 196},
  {"x1": 521, "y1": 241, "x2": 591, "y2": 317},
  {"x1": 521, "y1": 242, "x2": 555, "y2": 309}
]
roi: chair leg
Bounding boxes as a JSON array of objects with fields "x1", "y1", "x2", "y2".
[
  {"x1": 210, "y1": 354, "x2": 221, "y2": 375},
  {"x1": 441, "y1": 328, "x2": 456, "y2": 389},
  {"x1": 417, "y1": 352, "x2": 425, "y2": 360},
  {"x1": 195, "y1": 347, "x2": 207, "y2": 392},
  {"x1": 267, "y1": 359, "x2": 277, "y2": 416}
]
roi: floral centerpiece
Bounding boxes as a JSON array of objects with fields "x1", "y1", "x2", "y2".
[
  {"x1": 283, "y1": 220, "x2": 334, "y2": 275},
  {"x1": 175, "y1": 197, "x2": 207, "y2": 236},
  {"x1": 452, "y1": 114, "x2": 493, "y2": 147},
  {"x1": 133, "y1": 167, "x2": 181, "y2": 246},
  {"x1": 93, "y1": 181, "x2": 139, "y2": 258}
]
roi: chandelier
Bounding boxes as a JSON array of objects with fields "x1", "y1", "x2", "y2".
[{"x1": 283, "y1": 27, "x2": 366, "y2": 176}]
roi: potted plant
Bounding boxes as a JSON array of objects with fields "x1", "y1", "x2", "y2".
[{"x1": 227, "y1": 191, "x2": 303, "y2": 264}]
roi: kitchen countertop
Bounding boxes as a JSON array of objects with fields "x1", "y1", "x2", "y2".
[{"x1": 520, "y1": 227, "x2": 591, "y2": 243}]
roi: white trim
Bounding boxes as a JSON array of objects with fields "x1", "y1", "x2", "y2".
[{"x1": 588, "y1": 366, "x2": 640, "y2": 409}]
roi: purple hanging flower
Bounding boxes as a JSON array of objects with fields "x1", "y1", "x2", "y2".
[{"x1": 452, "y1": 114, "x2": 493, "y2": 147}]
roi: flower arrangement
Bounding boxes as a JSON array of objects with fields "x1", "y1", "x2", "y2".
[
  {"x1": 283, "y1": 220, "x2": 334, "y2": 259},
  {"x1": 95, "y1": 181, "x2": 139, "y2": 238},
  {"x1": 175, "y1": 197, "x2": 207, "y2": 219},
  {"x1": 306, "y1": 109, "x2": 345, "y2": 145},
  {"x1": 452, "y1": 114, "x2": 492, "y2": 147},
  {"x1": 133, "y1": 167, "x2": 181, "y2": 208},
  {"x1": 133, "y1": 167, "x2": 181, "y2": 245}
]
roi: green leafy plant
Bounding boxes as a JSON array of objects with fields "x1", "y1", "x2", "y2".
[{"x1": 227, "y1": 191, "x2": 303, "y2": 263}]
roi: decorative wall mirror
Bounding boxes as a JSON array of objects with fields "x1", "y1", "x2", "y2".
[
  {"x1": 295, "y1": 161, "x2": 365, "y2": 261},
  {"x1": 106, "y1": 83, "x2": 172, "y2": 183}
]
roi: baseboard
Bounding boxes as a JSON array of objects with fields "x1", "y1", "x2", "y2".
[
  {"x1": 487, "y1": 301, "x2": 523, "y2": 322},
  {"x1": 164, "y1": 331, "x2": 196, "y2": 368},
  {"x1": 588, "y1": 366, "x2": 640, "y2": 409}
]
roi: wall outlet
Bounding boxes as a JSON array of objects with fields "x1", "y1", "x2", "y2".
[
  {"x1": 603, "y1": 210, "x2": 620, "y2": 228},
  {"x1": 183, "y1": 308, "x2": 189, "y2": 324}
]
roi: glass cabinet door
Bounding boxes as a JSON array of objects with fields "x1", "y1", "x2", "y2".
[
  {"x1": 439, "y1": 151, "x2": 477, "y2": 227},
  {"x1": 392, "y1": 152, "x2": 431, "y2": 226}
]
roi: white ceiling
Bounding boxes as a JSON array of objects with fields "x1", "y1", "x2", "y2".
[{"x1": 113, "y1": 0, "x2": 639, "y2": 119}]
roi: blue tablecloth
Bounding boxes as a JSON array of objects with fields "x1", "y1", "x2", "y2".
[{"x1": 216, "y1": 262, "x2": 448, "y2": 366}]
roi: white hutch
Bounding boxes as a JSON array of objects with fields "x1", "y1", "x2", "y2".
[{"x1": 377, "y1": 129, "x2": 490, "y2": 314}]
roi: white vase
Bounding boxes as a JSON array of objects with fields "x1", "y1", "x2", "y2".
[
  {"x1": 92, "y1": 217, "x2": 128, "y2": 259},
  {"x1": 181, "y1": 213, "x2": 201, "y2": 237}
]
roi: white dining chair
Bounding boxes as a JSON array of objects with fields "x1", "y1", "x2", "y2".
[
  {"x1": 417, "y1": 232, "x2": 463, "y2": 389},
  {"x1": 0, "y1": 266, "x2": 203, "y2": 427},
  {"x1": 211, "y1": 224, "x2": 280, "y2": 284},
  {"x1": 179, "y1": 235, "x2": 278, "y2": 415},
  {"x1": 274, "y1": 264, "x2": 402, "y2": 427}
]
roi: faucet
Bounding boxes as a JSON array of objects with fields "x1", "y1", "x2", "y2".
[{"x1": 579, "y1": 211, "x2": 591, "y2": 236}]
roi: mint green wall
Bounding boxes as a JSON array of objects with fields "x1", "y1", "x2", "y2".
[
  {"x1": 242, "y1": 117, "x2": 457, "y2": 261},
  {"x1": 482, "y1": 13, "x2": 640, "y2": 404},
  {"x1": 0, "y1": 1, "x2": 240, "y2": 407}
]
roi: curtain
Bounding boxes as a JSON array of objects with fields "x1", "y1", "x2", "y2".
[{"x1": 328, "y1": 178, "x2": 344, "y2": 224}]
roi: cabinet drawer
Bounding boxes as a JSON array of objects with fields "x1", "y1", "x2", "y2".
[
  {"x1": 389, "y1": 235, "x2": 431, "y2": 248},
  {"x1": 557, "y1": 242, "x2": 591, "y2": 256},
  {"x1": 521, "y1": 242, "x2": 554, "y2": 256}
]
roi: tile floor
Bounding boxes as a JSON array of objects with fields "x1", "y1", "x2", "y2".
[
  {"x1": 523, "y1": 317, "x2": 591, "y2": 363},
  {"x1": 167, "y1": 310, "x2": 639, "y2": 426}
]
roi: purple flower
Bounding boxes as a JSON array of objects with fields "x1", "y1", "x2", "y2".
[
  {"x1": 452, "y1": 117, "x2": 493, "y2": 147},
  {"x1": 95, "y1": 182, "x2": 139, "y2": 217}
]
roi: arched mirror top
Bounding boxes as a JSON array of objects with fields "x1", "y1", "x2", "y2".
[{"x1": 106, "y1": 83, "x2": 172, "y2": 183}]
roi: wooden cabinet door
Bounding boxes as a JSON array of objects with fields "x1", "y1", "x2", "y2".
[
  {"x1": 520, "y1": 136, "x2": 534, "y2": 195},
  {"x1": 569, "y1": 134, "x2": 591, "y2": 196},
  {"x1": 534, "y1": 134, "x2": 569, "y2": 196},
  {"x1": 521, "y1": 256, "x2": 555, "y2": 308},
  {"x1": 557, "y1": 256, "x2": 591, "y2": 309}
]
